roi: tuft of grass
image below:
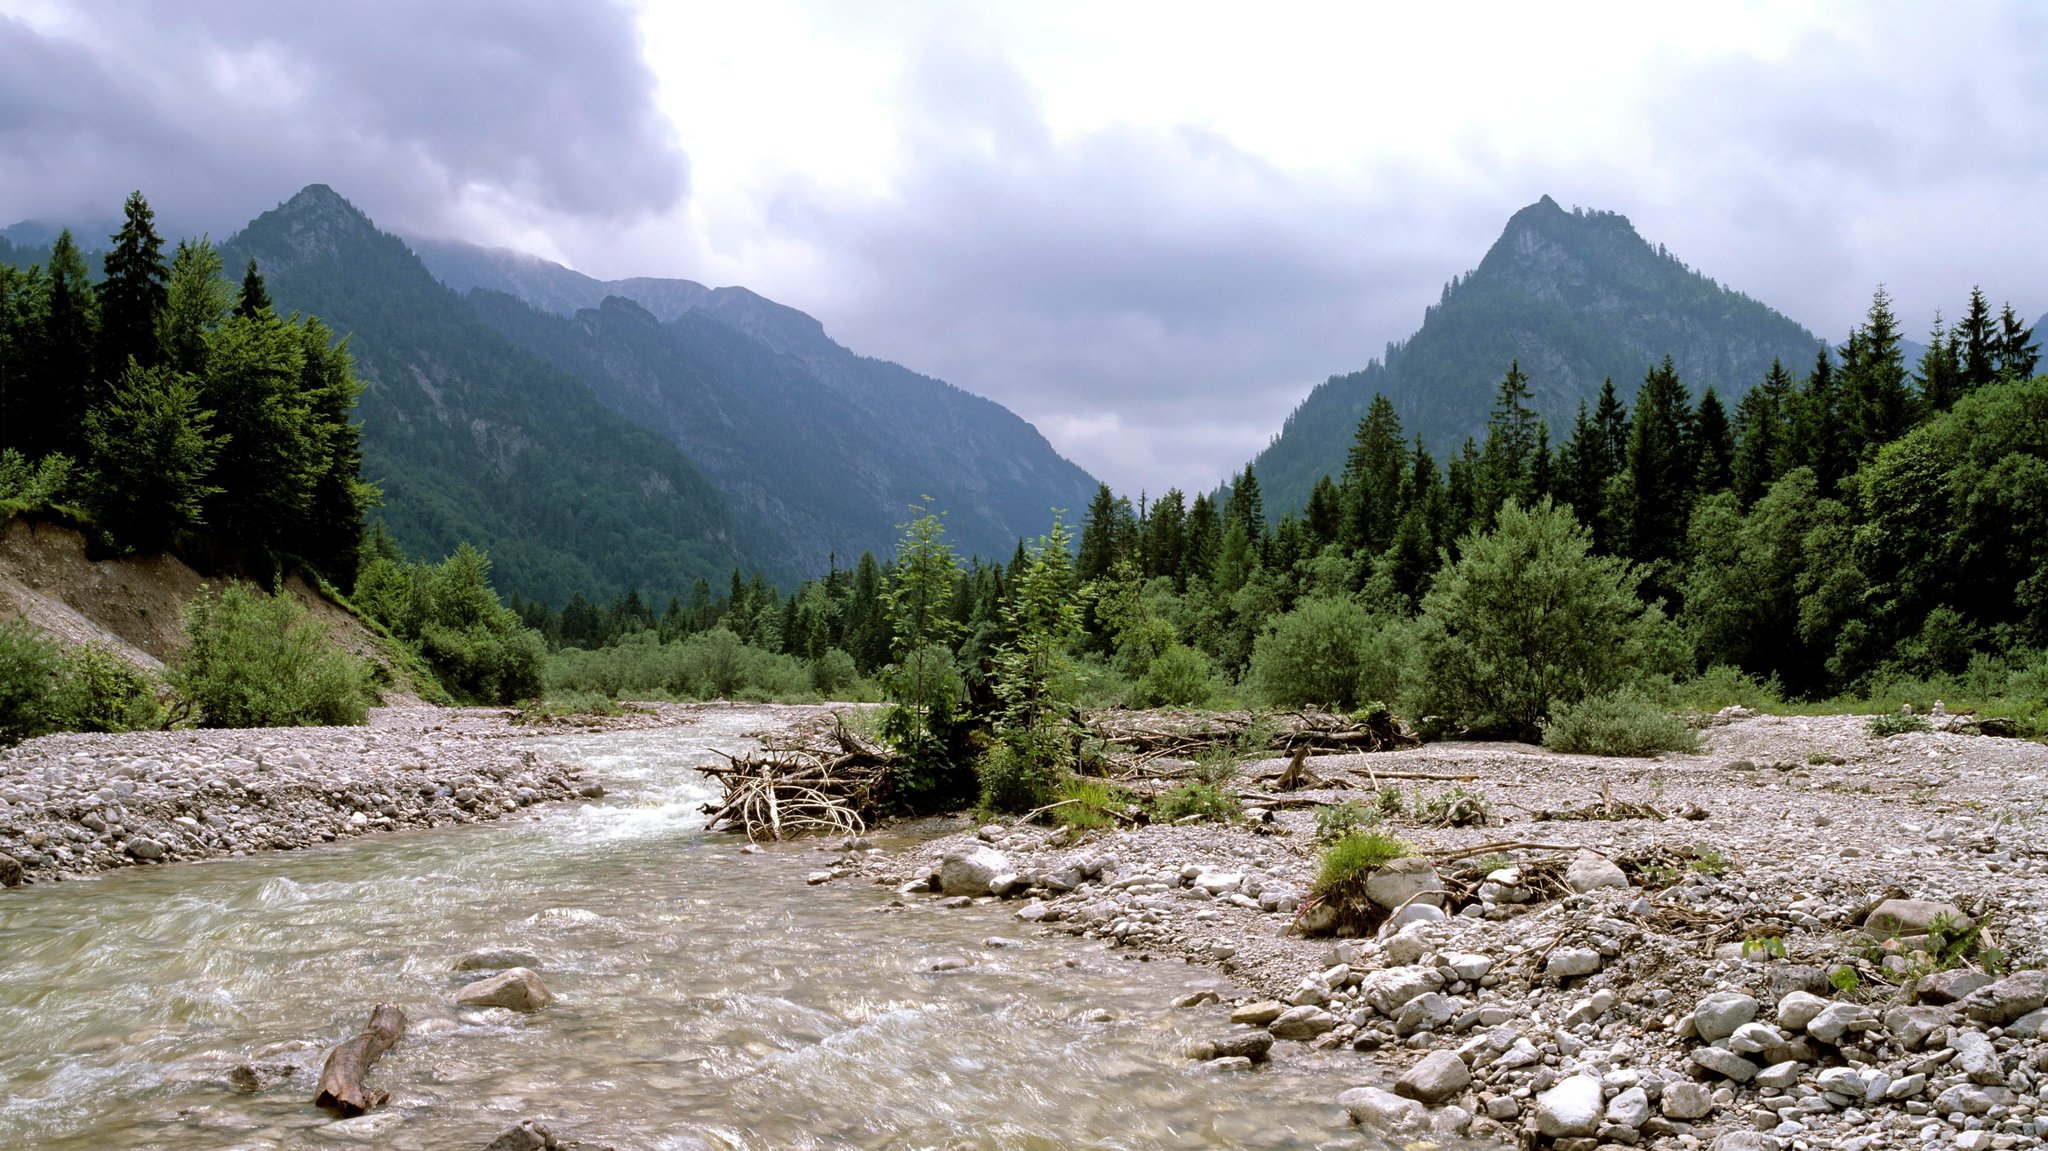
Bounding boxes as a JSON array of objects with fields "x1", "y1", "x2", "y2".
[
  {"x1": 1868, "y1": 712, "x2": 1933, "y2": 738},
  {"x1": 1313, "y1": 831, "x2": 1413, "y2": 896},
  {"x1": 1541, "y1": 687, "x2": 1701, "y2": 756},
  {"x1": 513, "y1": 690, "x2": 621, "y2": 724},
  {"x1": 1152, "y1": 780, "x2": 1240, "y2": 824},
  {"x1": 1057, "y1": 775, "x2": 1135, "y2": 830}
]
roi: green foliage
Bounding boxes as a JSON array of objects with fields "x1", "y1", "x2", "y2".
[
  {"x1": 49, "y1": 642, "x2": 161, "y2": 733},
  {"x1": 1414, "y1": 785, "x2": 1491, "y2": 826},
  {"x1": 1828, "y1": 966, "x2": 1862, "y2": 995},
  {"x1": 1542, "y1": 686, "x2": 1702, "y2": 756},
  {"x1": 975, "y1": 728, "x2": 1066, "y2": 815},
  {"x1": 1249, "y1": 595, "x2": 1385, "y2": 710},
  {"x1": 513, "y1": 690, "x2": 621, "y2": 724},
  {"x1": 82, "y1": 361, "x2": 218, "y2": 549},
  {"x1": 993, "y1": 514, "x2": 1088, "y2": 733},
  {"x1": 1310, "y1": 831, "x2": 1416, "y2": 930},
  {"x1": 811, "y1": 647, "x2": 860, "y2": 697},
  {"x1": 1152, "y1": 780, "x2": 1240, "y2": 824},
  {"x1": 1135, "y1": 642, "x2": 1213, "y2": 708},
  {"x1": 1690, "y1": 845, "x2": 1731, "y2": 876},
  {"x1": 0, "y1": 450, "x2": 75, "y2": 511},
  {"x1": 542, "y1": 628, "x2": 820, "y2": 703},
  {"x1": 1410, "y1": 498, "x2": 1680, "y2": 739},
  {"x1": 1314, "y1": 799, "x2": 1376, "y2": 843},
  {"x1": 0, "y1": 620, "x2": 62, "y2": 746},
  {"x1": 1057, "y1": 775, "x2": 1134, "y2": 829},
  {"x1": 879, "y1": 504, "x2": 968, "y2": 806},
  {"x1": 1867, "y1": 711, "x2": 1933, "y2": 738},
  {"x1": 167, "y1": 582, "x2": 371, "y2": 728},
  {"x1": 355, "y1": 543, "x2": 542, "y2": 704}
]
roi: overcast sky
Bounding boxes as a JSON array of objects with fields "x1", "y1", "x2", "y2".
[{"x1": 3, "y1": 1, "x2": 2043, "y2": 496}]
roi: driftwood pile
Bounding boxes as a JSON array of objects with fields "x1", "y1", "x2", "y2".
[
  {"x1": 1088, "y1": 707, "x2": 1417, "y2": 780},
  {"x1": 699, "y1": 716, "x2": 895, "y2": 840}
]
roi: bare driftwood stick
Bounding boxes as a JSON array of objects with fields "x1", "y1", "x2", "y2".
[
  {"x1": 1431, "y1": 840, "x2": 1612, "y2": 861},
  {"x1": 314, "y1": 1002, "x2": 407, "y2": 1116}
]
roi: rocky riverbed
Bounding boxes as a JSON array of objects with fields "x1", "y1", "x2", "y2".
[
  {"x1": 822, "y1": 708, "x2": 2048, "y2": 1151},
  {"x1": 0, "y1": 706, "x2": 616, "y2": 882}
]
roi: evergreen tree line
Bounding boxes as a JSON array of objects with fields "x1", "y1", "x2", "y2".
[{"x1": 0, "y1": 191, "x2": 374, "y2": 580}]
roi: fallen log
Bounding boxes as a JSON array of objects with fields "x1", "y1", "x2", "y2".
[{"x1": 314, "y1": 1002, "x2": 407, "y2": 1117}]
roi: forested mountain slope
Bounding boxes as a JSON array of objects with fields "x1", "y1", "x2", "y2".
[
  {"x1": 416, "y1": 240, "x2": 1100, "y2": 567},
  {"x1": 221, "y1": 186, "x2": 739, "y2": 603},
  {"x1": 1251, "y1": 195, "x2": 1823, "y2": 513}
]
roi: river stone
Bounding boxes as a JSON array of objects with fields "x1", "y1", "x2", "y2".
[
  {"x1": 1754, "y1": 1061, "x2": 1804, "y2": 1090},
  {"x1": 1339, "y1": 1086, "x2": 1427, "y2": 1135},
  {"x1": 1949, "y1": 1030, "x2": 2006, "y2": 1085},
  {"x1": 0, "y1": 851, "x2": 21, "y2": 886},
  {"x1": 1605, "y1": 1085, "x2": 1651, "y2": 1128},
  {"x1": 1775, "y1": 990, "x2": 1829, "y2": 1032},
  {"x1": 455, "y1": 967, "x2": 553, "y2": 1012},
  {"x1": 1534, "y1": 1075, "x2": 1604, "y2": 1137},
  {"x1": 1693, "y1": 991, "x2": 1760, "y2": 1041},
  {"x1": 1862, "y1": 899, "x2": 1970, "y2": 939},
  {"x1": 1726, "y1": 1021, "x2": 1784, "y2": 1054},
  {"x1": 1186, "y1": 1029, "x2": 1275, "y2": 1062},
  {"x1": 1804, "y1": 1002, "x2": 1879, "y2": 1044},
  {"x1": 1546, "y1": 947, "x2": 1602, "y2": 980},
  {"x1": 1231, "y1": 1000, "x2": 1285, "y2": 1025},
  {"x1": 453, "y1": 948, "x2": 544, "y2": 972},
  {"x1": 126, "y1": 837, "x2": 166, "y2": 861},
  {"x1": 1566, "y1": 851, "x2": 1630, "y2": 893},
  {"x1": 937, "y1": 846, "x2": 1009, "y2": 896},
  {"x1": 1690, "y1": 1046, "x2": 1757, "y2": 1082},
  {"x1": 1361, "y1": 965, "x2": 1444, "y2": 1015},
  {"x1": 318, "y1": 1111, "x2": 406, "y2": 1141},
  {"x1": 1395, "y1": 1049, "x2": 1472, "y2": 1104},
  {"x1": 1365, "y1": 857, "x2": 1444, "y2": 909},
  {"x1": 1882, "y1": 1004, "x2": 1949, "y2": 1049},
  {"x1": 1393, "y1": 991, "x2": 1455, "y2": 1036},
  {"x1": 1662, "y1": 1080, "x2": 1715, "y2": 1119},
  {"x1": 1711, "y1": 1133, "x2": 1781, "y2": 1151},
  {"x1": 1445, "y1": 952, "x2": 1493, "y2": 981},
  {"x1": 1916, "y1": 968, "x2": 1993, "y2": 1005},
  {"x1": 1267, "y1": 1004, "x2": 1339, "y2": 1040},
  {"x1": 481, "y1": 1120, "x2": 561, "y2": 1151},
  {"x1": 1958, "y1": 969, "x2": 2048, "y2": 1024},
  {"x1": 2007, "y1": 1006, "x2": 2048, "y2": 1038}
]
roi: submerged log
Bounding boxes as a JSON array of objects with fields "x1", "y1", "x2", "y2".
[{"x1": 314, "y1": 1002, "x2": 407, "y2": 1116}]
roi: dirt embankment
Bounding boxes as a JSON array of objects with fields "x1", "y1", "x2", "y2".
[{"x1": 0, "y1": 513, "x2": 428, "y2": 699}]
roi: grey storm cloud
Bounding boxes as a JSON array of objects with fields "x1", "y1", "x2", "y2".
[{"x1": 0, "y1": 1, "x2": 685, "y2": 238}]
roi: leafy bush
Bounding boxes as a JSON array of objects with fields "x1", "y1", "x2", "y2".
[
  {"x1": 1135, "y1": 643, "x2": 1213, "y2": 708},
  {"x1": 1249, "y1": 596, "x2": 1389, "y2": 710},
  {"x1": 49, "y1": 642, "x2": 161, "y2": 732},
  {"x1": 1541, "y1": 686, "x2": 1701, "y2": 756},
  {"x1": 1314, "y1": 799, "x2": 1375, "y2": 842},
  {"x1": 513, "y1": 690, "x2": 621, "y2": 724},
  {"x1": 0, "y1": 449, "x2": 75, "y2": 511},
  {"x1": 0, "y1": 619, "x2": 62, "y2": 746},
  {"x1": 1152, "y1": 780, "x2": 1241, "y2": 823},
  {"x1": 355, "y1": 544, "x2": 543, "y2": 704},
  {"x1": 167, "y1": 582, "x2": 371, "y2": 727},
  {"x1": 1663, "y1": 664, "x2": 1784, "y2": 712},
  {"x1": 1414, "y1": 785, "x2": 1491, "y2": 826},
  {"x1": 811, "y1": 647, "x2": 859, "y2": 697},
  {"x1": 976, "y1": 728, "x2": 1066, "y2": 815},
  {"x1": 1409, "y1": 498, "x2": 1683, "y2": 739},
  {"x1": 1867, "y1": 711, "x2": 1933, "y2": 737}
]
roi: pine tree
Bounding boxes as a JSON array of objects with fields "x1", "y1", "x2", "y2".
[
  {"x1": 1223, "y1": 465, "x2": 1265, "y2": 543},
  {"x1": 1476, "y1": 360, "x2": 1539, "y2": 523},
  {"x1": 1957, "y1": 287, "x2": 1997, "y2": 393},
  {"x1": 1593, "y1": 378, "x2": 1631, "y2": 468},
  {"x1": 96, "y1": 190, "x2": 169, "y2": 380},
  {"x1": 1076, "y1": 482, "x2": 1122, "y2": 582},
  {"x1": 37, "y1": 230, "x2": 99, "y2": 458},
  {"x1": 1144, "y1": 488, "x2": 1186, "y2": 586},
  {"x1": 1183, "y1": 494, "x2": 1220, "y2": 585},
  {"x1": 1304, "y1": 475, "x2": 1343, "y2": 546},
  {"x1": 1625, "y1": 356, "x2": 1693, "y2": 586},
  {"x1": 81, "y1": 361, "x2": 218, "y2": 548},
  {"x1": 234, "y1": 259, "x2": 272, "y2": 319},
  {"x1": 1915, "y1": 315, "x2": 1964, "y2": 414},
  {"x1": 1691, "y1": 386, "x2": 1734, "y2": 495},
  {"x1": 1340, "y1": 393, "x2": 1405, "y2": 553},
  {"x1": 1559, "y1": 400, "x2": 1609, "y2": 529},
  {"x1": 1792, "y1": 349, "x2": 1848, "y2": 495},
  {"x1": 290, "y1": 316, "x2": 376, "y2": 583},
  {"x1": 0, "y1": 263, "x2": 46, "y2": 454},
  {"x1": 1997, "y1": 303, "x2": 2039, "y2": 381},
  {"x1": 1842, "y1": 286, "x2": 1912, "y2": 456},
  {"x1": 1731, "y1": 358, "x2": 1794, "y2": 507},
  {"x1": 199, "y1": 310, "x2": 320, "y2": 548}
]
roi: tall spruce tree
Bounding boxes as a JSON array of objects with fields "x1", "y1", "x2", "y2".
[
  {"x1": 1997, "y1": 303, "x2": 2039, "y2": 381},
  {"x1": 1915, "y1": 315, "x2": 1964, "y2": 414},
  {"x1": 37, "y1": 230, "x2": 98, "y2": 459},
  {"x1": 1340, "y1": 393, "x2": 1406, "y2": 553},
  {"x1": 1691, "y1": 386, "x2": 1734, "y2": 495},
  {"x1": 1223, "y1": 464, "x2": 1265, "y2": 543},
  {"x1": 1793, "y1": 349, "x2": 1848, "y2": 495},
  {"x1": 1476, "y1": 359, "x2": 1539, "y2": 523},
  {"x1": 1842, "y1": 286, "x2": 1912, "y2": 456},
  {"x1": 1731, "y1": 358, "x2": 1795, "y2": 507},
  {"x1": 1624, "y1": 355, "x2": 1693, "y2": 588},
  {"x1": 1957, "y1": 287, "x2": 1997, "y2": 393},
  {"x1": 96, "y1": 190, "x2": 169, "y2": 381},
  {"x1": 1145, "y1": 487, "x2": 1187, "y2": 586},
  {"x1": 234, "y1": 259, "x2": 272, "y2": 319}
]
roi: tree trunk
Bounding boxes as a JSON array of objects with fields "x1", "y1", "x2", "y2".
[{"x1": 314, "y1": 1002, "x2": 407, "y2": 1116}]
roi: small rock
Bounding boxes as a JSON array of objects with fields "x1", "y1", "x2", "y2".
[
  {"x1": 1948, "y1": 1030, "x2": 2006, "y2": 1085},
  {"x1": 126, "y1": 838, "x2": 165, "y2": 861},
  {"x1": 1186, "y1": 1029, "x2": 1274, "y2": 1062},
  {"x1": 1774, "y1": 990, "x2": 1829, "y2": 1032},
  {"x1": 1566, "y1": 851, "x2": 1630, "y2": 893},
  {"x1": 1171, "y1": 989, "x2": 1218, "y2": 1008},
  {"x1": 1444, "y1": 952, "x2": 1493, "y2": 981},
  {"x1": 1861, "y1": 899, "x2": 1970, "y2": 939},
  {"x1": 1546, "y1": 948, "x2": 1602, "y2": 980},
  {"x1": 1200, "y1": 1055, "x2": 1253, "y2": 1072},
  {"x1": 1360, "y1": 965, "x2": 1444, "y2": 1015},
  {"x1": 1661, "y1": 1080, "x2": 1715, "y2": 1119},
  {"x1": 481, "y1": 1120, "x2": 561, "y2": 1151},
  {"x1": 925, "y1": 956, "x2": 972, "y2": 972},
  {"x1": 1605, "y1": 1086, "x2": 1651, "y2": 1128},
  {"x1": 1804, "y1": 1002, "x2": 1879, "y2": 1044},
  {"x1": 1393, "y1": 992, "x2": 1454, "y2": 1036},
  {"x1": 454, "y1": 967, "x2": 553, "y2": 1012},
  {"x1": 1753, "y1": 1061, "x2": 1803, "y2": 1090},
  {"x1": 1267, "y1": 1005, "x2": 1339, "y2": 1041},
  {"x1": 1726, "y1": 1022, "x2": 1783, "y2": 1053},
  {"x1": 1710, "y1": 1133, "x2": 1780, "y2": 1151},
  {"x1": 1534, "y1": 1075, "x2": 1604, "y2": 1138},
  {"x1": 1881, "y1": 1004, "x2": 1950, "y2": 1049},
  {"x1": 2005, "y1": 1006, "x2": 2048, "y2": 1038},
  {"x1": 1339, "y1": 1086, "x2": 1428, "y2": 1136},
  {"x1": 1230, "y1": 1000, "x2": 1286, "y2": 1025},
  {"x1": 805, "y1": 870, "x2": 833, "y2": 885},
  {"x1": 1690, "y1": 1046, "x2": 1757, "y2": 1082},
  {"x1": 1395, "y1": 1049, "x2": 1472, "y2": 1104},
  {"x1": 453, "y1": 949, "x2": 544, "y2": 972},
  {"x1": 0, "y1": 851, "x2": 21, "y2": 887},
  {"x1": 1693, "y1": 992, "x2": 1760, "y2": 1042}
]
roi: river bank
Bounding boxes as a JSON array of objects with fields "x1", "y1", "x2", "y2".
[{"x1": 829, "y1": 709, "x2": 2048, "y2": 1151}]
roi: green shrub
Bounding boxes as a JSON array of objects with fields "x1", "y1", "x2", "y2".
[
  {"x1": 354, "y1": 544, "x2": 544, "y2": 704},
  {"x1": 167, "y1": 582, "x2": 371, "y2": 727},
  {"x1": 1314, "y1": 799, "x2": 1375, "y2": 842},
  {"x1": 0, "y1": 449, "x2": 75, "y2": 510},
  {"x1": 811, "y1": 647, "x2": 859, "y2": 697},
  {"x1": 975, "y1": 729, "x2": 1065, "y2": 814},
  {"x1": 1152, "y1": 780, "x2": 1241, "y2": 824},
  {"x1": 1058, "y1": 775, "x2": 1135, "y2": 829},
  {"x1": 1249, "y1": 596, "x2": 1385, "y2": 710},
  {"x1": 1867, "y1": 712, "x2": 1933, "y2": 737},
  {"x1": 1135, "y1": 643, "x2": 1213, "y2": 708},
  {"x1": 0, "y1": 619, "x2": 62, "y2": 746},
  {"x1": 1541, "y1": 686, "x2": 1701, "y2": 756},
  {"x1": 1664, "y1": 664, "x2": 1784, "y2": 711},
  {"x1": 1414, "y1": 785, "x2": 1491, "y2": 826},
  {"x1": 514, "y1": 690, "x2": 621, "y2": 723},
  {"x1": 50, "y1": 642, "x2": 161, "y2": 733}
]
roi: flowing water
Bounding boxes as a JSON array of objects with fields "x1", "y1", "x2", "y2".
[{"x1": 0, "y1": 712, "x2": 1389, "y2": 1150}]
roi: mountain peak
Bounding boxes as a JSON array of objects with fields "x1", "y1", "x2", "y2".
[{"x1": 234, "y1": 184, "x2": 385, "y2": 273}]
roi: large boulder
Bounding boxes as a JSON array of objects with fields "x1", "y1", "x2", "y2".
[
  {"x1": 937, "y1": 847, "x2": 1010, "y2": 896},
  {"x1": 455, "y1": 967, "x2": 554, "y2": 1012},
  {"x1": 0, "y1": 851, "x2": 22, "y2": 887},
  {"x1": 1361, "y1": 965, "x2": 1445, "y2": 1015},
  {"x1": 1339, "y1": 1086, "x2": 1428, "y2": 1136},
  {"x1": 482, "y1": 1121, "x2": 560, "y2": 1151},
  {"x1": 1693, "y1": 992, "x2": 1760, "y2": 1042},
  {"x1": 1394, "y1": 1049, "x2": 1472, "y2": 1104},
  {"x1": 1862, "y1": 899, "x2": 1970, "y2": 939},
  {"x1": 1565, "y1": 851, "x2": 1630, "y2": 893},
  {"x1": 1958, "y1": 970, "x2": 2048, "y2": 1024},
  {"x1": 1365, "y1": 857, "x2": 1444, "y2": 909},
  {"x1": 1267, "y1": 1005, "x2": 1340, "y2": 1041},
  {"x1": 1534, "y1": 1075, "x2": 1603, "y2": 1137}
]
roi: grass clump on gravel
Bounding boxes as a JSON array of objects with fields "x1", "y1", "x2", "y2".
[
  {"x1": 1151, "y1": 780, "x2": 1240, "y2": 824},
  {"x1": 1312, "y1": 831, "x2": 1413, "y2": 898},
  {"x1": 1541, "y1": 686, "x2": 1700, "y2": 756}
]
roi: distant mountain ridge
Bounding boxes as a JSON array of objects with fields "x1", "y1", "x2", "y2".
[
  {"x1": 412, "y1": 239, "x2": 1100, "y2": 570},
  {"x1": 1249, "y1": 195, "x2": 1825, "y2": 514}
]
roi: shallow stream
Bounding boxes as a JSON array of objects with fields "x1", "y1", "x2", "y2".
[{"x1": 0, "y1": 712, "x2": 1384, "y2": 1149}]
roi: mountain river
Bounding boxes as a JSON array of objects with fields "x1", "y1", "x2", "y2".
[{"x1": 0, "y1": 711, "x2": 1393, "y2": 1149}]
